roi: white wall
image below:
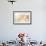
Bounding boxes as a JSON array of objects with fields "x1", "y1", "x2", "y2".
[{"x1": 0, "y1": 0, "x2": 46, "y2": 41}]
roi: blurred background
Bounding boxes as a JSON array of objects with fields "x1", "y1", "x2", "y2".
[{"x1": 0, "y1": 0, "x2": 46, "y2": 43}]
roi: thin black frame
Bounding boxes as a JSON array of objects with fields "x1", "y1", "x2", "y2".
[{"x1": 13, "y1": 11, "x2": 32, "y2": 25}]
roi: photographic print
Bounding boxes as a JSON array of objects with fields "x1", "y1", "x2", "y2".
[{"x1": 13, "y1": 11, "x2": 32, "y2": 25}]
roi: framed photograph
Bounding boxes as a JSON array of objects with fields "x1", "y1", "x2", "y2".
[{"x1": 13, "y1": 11, "x2": 32, "y2": 25}]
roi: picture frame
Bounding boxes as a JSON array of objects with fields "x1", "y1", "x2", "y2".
[{"x1": 13, "y1": 11, "x2": 32, "y2": 25}]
